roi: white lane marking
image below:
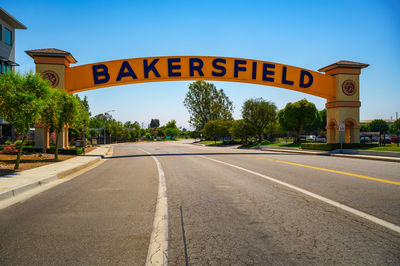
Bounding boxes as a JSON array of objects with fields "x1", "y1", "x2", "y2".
[
  {"x1": 139, "y1": 148, "x2": 168, "y2": 266},
  {"x1": 199, "y1": 155, "x2": 400, "y2": 234}
]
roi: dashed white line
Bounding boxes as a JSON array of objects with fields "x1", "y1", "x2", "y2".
[
  {"x1": 199, "y1": 155, "x2": 400, "y2": 234},
  {"x1": 139, "y1": 148, "x2": 168, "y2": 266}
]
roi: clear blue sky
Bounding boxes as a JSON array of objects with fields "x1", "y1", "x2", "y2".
[{"x1": 3, "y1": 0, "x2": 400, "y2": 129}]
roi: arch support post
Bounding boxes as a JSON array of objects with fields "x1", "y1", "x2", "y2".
[
  {"x1": 319, "y1": 61, "x2": 368, "y2": 143},
  {"x1": 34, "y1": 124, "x2": 49, "y2": 152},
  {"x1": 25, "y1": 49, "x2": 77, "y2": 150}
]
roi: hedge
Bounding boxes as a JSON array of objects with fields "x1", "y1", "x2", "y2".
[
  {"x1": 301, "y1": 143, "x2": 379, "y2": 151},
  {"x1": 22, "y1": 146, "x2": 84, "y2": 155},
  {"x1": 47, "y1": 147, "x2": 84, "y2": 155}
]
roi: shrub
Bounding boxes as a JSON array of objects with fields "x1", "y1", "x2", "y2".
[{"x1": 301, "y1": 143, "x2": 379, "y2": 151}]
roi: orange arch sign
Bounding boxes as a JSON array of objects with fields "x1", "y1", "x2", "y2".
[{"x1": 65, "y1": 56, "x2": 335, "y2": 100}]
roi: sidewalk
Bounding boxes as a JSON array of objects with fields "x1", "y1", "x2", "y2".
[
  {"x1": 258, "y1": 146, "x2": 400, "y2": 163},
  {"x1": 0, "y1": 145, "x2": 112, "y2": 201}
]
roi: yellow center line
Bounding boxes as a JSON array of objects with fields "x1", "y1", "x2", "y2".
[{"x1": 241, "y1": 155, "x2": 400, "y2": 186}]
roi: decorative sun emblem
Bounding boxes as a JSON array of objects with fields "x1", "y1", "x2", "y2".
[
  {"x1": 342, "y1": 80, "x2": 356, "y2": 96},
  {"x1": 42, "y1": 71, "x2": 59, "y2": 87}
]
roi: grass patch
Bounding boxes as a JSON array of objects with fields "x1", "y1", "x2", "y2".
[
  {"x1": 199, "y1": 140, "x2": 223, "y2": 145},
  {"x1": 266, "y1": 142, "x2": 301, "y2": 148},
  {"x1": 358, "y1": 144, "x2": 400, "y2": 152}
]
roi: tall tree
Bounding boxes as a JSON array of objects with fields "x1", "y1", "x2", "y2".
[
  {"x1": 73, "y1": 95, "x2": 90, "y2": 139},
  {"x1": 203, "y1": 120, "x2": 232, "y2": 144},
  {"x1": 165, "y1": 120, "x2": 180, "y2": 137},
  {"x1": 150, "y1": 118, "x2": 160, "y2": 128},
  {"x1": 0, "y1": 72, "x2": 51, "y2": 169},
  {"x1": 183, "y1": 81, "x2": 233, "y2": 131},
  {"x1": 41, "y1": 89, "x2": 78, "y2": 160},
  {"x1": 369, "y1": 119, "x2": 389, "y2": 145},
  {"x1": 389, "y1": 118, "x2": 400, "y2": 146},
  {"x1": 230, "y1": 119, "x2": 256, "y2": 143},
  {"x1": 242, "y1": 98, "x2": 277, "y2": 141},
  {"x1": 278, "y1": 99, "x2": 318, "y2": 142}
]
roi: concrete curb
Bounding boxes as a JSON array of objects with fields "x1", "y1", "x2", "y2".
[{"x1": 0, "y1": 145, "x2": 113, "y2": 201}]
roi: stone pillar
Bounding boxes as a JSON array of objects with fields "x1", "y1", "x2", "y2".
[
  {"x1": 318, "y1": 61, "x2": 369, "y2": 143},
  {"x1": 57, "y1": 125, "x2": 69, "y2": 149},
  {"x1": 25, "y1": 49, "x2": 77, "y2": 150},
  {"x1": 34, "y1": 125, "x2": 50, "y2": 151}
]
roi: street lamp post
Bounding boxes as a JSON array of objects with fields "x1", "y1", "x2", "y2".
[{"x1": 103, "y1": 110, "x2": 115, "y2": 144}]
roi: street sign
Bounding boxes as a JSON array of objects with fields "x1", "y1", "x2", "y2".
[{"x1": 339, "y1": 123, "x2": 345, "y2": 132}]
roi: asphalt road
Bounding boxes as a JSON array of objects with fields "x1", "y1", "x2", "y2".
[{"x1": 0, "y1": 140, "x2": 399, "y2": 265}]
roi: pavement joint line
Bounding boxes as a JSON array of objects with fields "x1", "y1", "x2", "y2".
[
  {"x1": 241, "y1": 154, "x2": 400, "y2": 186},
  {"x1": 198, "y1": 155, "x2": 400, "y2": 235},
  {"x1": 139, "y1": 148, "x2": 168, "y2": 266}
]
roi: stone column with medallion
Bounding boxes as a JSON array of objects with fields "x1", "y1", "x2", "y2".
[
  {"x1": 318, "y1": 61, "x2": 369, "y2": 143},
  {"x1": 25, "y1": 49, "x2": 77, "y2": 150}
]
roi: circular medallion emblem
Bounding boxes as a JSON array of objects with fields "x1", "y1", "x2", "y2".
[
  {"x1": 342, "y1": 80, "x2": 356, "y2": 96},
  {"x1": 42, "y1": 71, "x2": 59, "y2": 87}
]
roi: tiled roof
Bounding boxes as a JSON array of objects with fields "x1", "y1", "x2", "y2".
[
  {"x1": 318, "y1": 60, "x2": 369, "y2": 72},
  {"x1": 25, "y1": 48, "x2": 77, "y2": 63},
  {"x1": 25, "y1": 48, "x2": 71, "y2": 55}
]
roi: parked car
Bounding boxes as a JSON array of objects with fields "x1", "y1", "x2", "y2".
[
  {"x1": 306, "y1": 135, "x2": 316, "y2": 142},
  {"x1": 390, "y1": 137, "x2": 399, "y2": 143},
  {"x1": 379, "y1": 137, "x2": 392, "y2": 144},
  {"x1": 360, "y1": 136, "x2": 371, "y2": 143},
  {"x1": 315, "y1": 137, "x2": 326, "y2": 143}
]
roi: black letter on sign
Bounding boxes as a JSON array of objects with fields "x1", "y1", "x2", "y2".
[
  {"x1": 189, "y1": 58, "x2": 204, "y2": 77},
  {"x1": 92, "y1": 64, "x2": 110, "y2": 84},
  {"x1": 144, "y1": 59, "x2": 160, "y2": 78},
  {"x1": 252, "y1": 62, "x2": 257, "y2": 80},
  {"x1": 116, "y1": 61, "x2": 137, "y2": 81},
  {"x1": 299, "y1": 70, "x2": 313, "y2": 88},
  {"x1": 262, "y1": 63, "x2": 275, "y2": 82},
  {"x1": 282, "y1": 66, "x2": 294, "y2": 85},
  {"x1": 168, "y1": 58, "x2": 181, "y2": 77},
  {"x1": 212, "y1": 58, "x2": 226, "y2": 77},
  {"x1": 234, "y1": 60, "x2": 247, "y2": 78}
]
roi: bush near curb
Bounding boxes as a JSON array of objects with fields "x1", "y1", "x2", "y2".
[
  {"x1": 301, "y1": 143, "x2": 379, "y2": 151},
  {"x1": 21, "y1": 146, "x2": 84, "y2": 155},
  {"x1": 47, "y1": 147, "x2": 84, "y2": 155}
]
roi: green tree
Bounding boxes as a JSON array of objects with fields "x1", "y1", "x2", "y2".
[
  {"x1": 73, "y1": 95, "x2": 90, "y2": 138},
  {"x1": 150, "y1": 118, "x2": 160, "y2": 128},
  {"x1": 0, "y1": 71, "x2": 51, "y2": 169},
  {"x1": 165, "y1": 120, "x2": 180, "y2": 137},
  {"x1": 369, "y1": 119, "x2": 389, "y2": 145},
  {"x1": 87, "y1": 128, "x2": 99, "y2": 144},
  {"x1": 230, "y1": 119, "x2": 256, "y2": 143},
  {"x1": 389, "y1": 119, "x2": 400, "y2": 133},
  {"x1": 389, "y1": 119, "x2": 400, "y2": 146},
  {"x1": 242, "y1": 98, "x2": 277, "y2": 141},
  {"x1": 360, "y1": 123, "x2": 370, "y2": 132},
  {"x1": 203, "y1": 120, "x2": 232, "y2": 144},
  {"x1": 278, "y1": 99, "x2": 318, "y2": 142},
  {"x1": 184, "y1": 81, "x2": 233, "y2": 131},
  {"x1": 41, "y1": 89, "x2": 78, "y2": 160},
  {"x1": 319, "y1": 109, "x2": 327, "y2": 131},
  {"x1": 303, "y1": 110, "x2": 323, "y2": 134}
]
